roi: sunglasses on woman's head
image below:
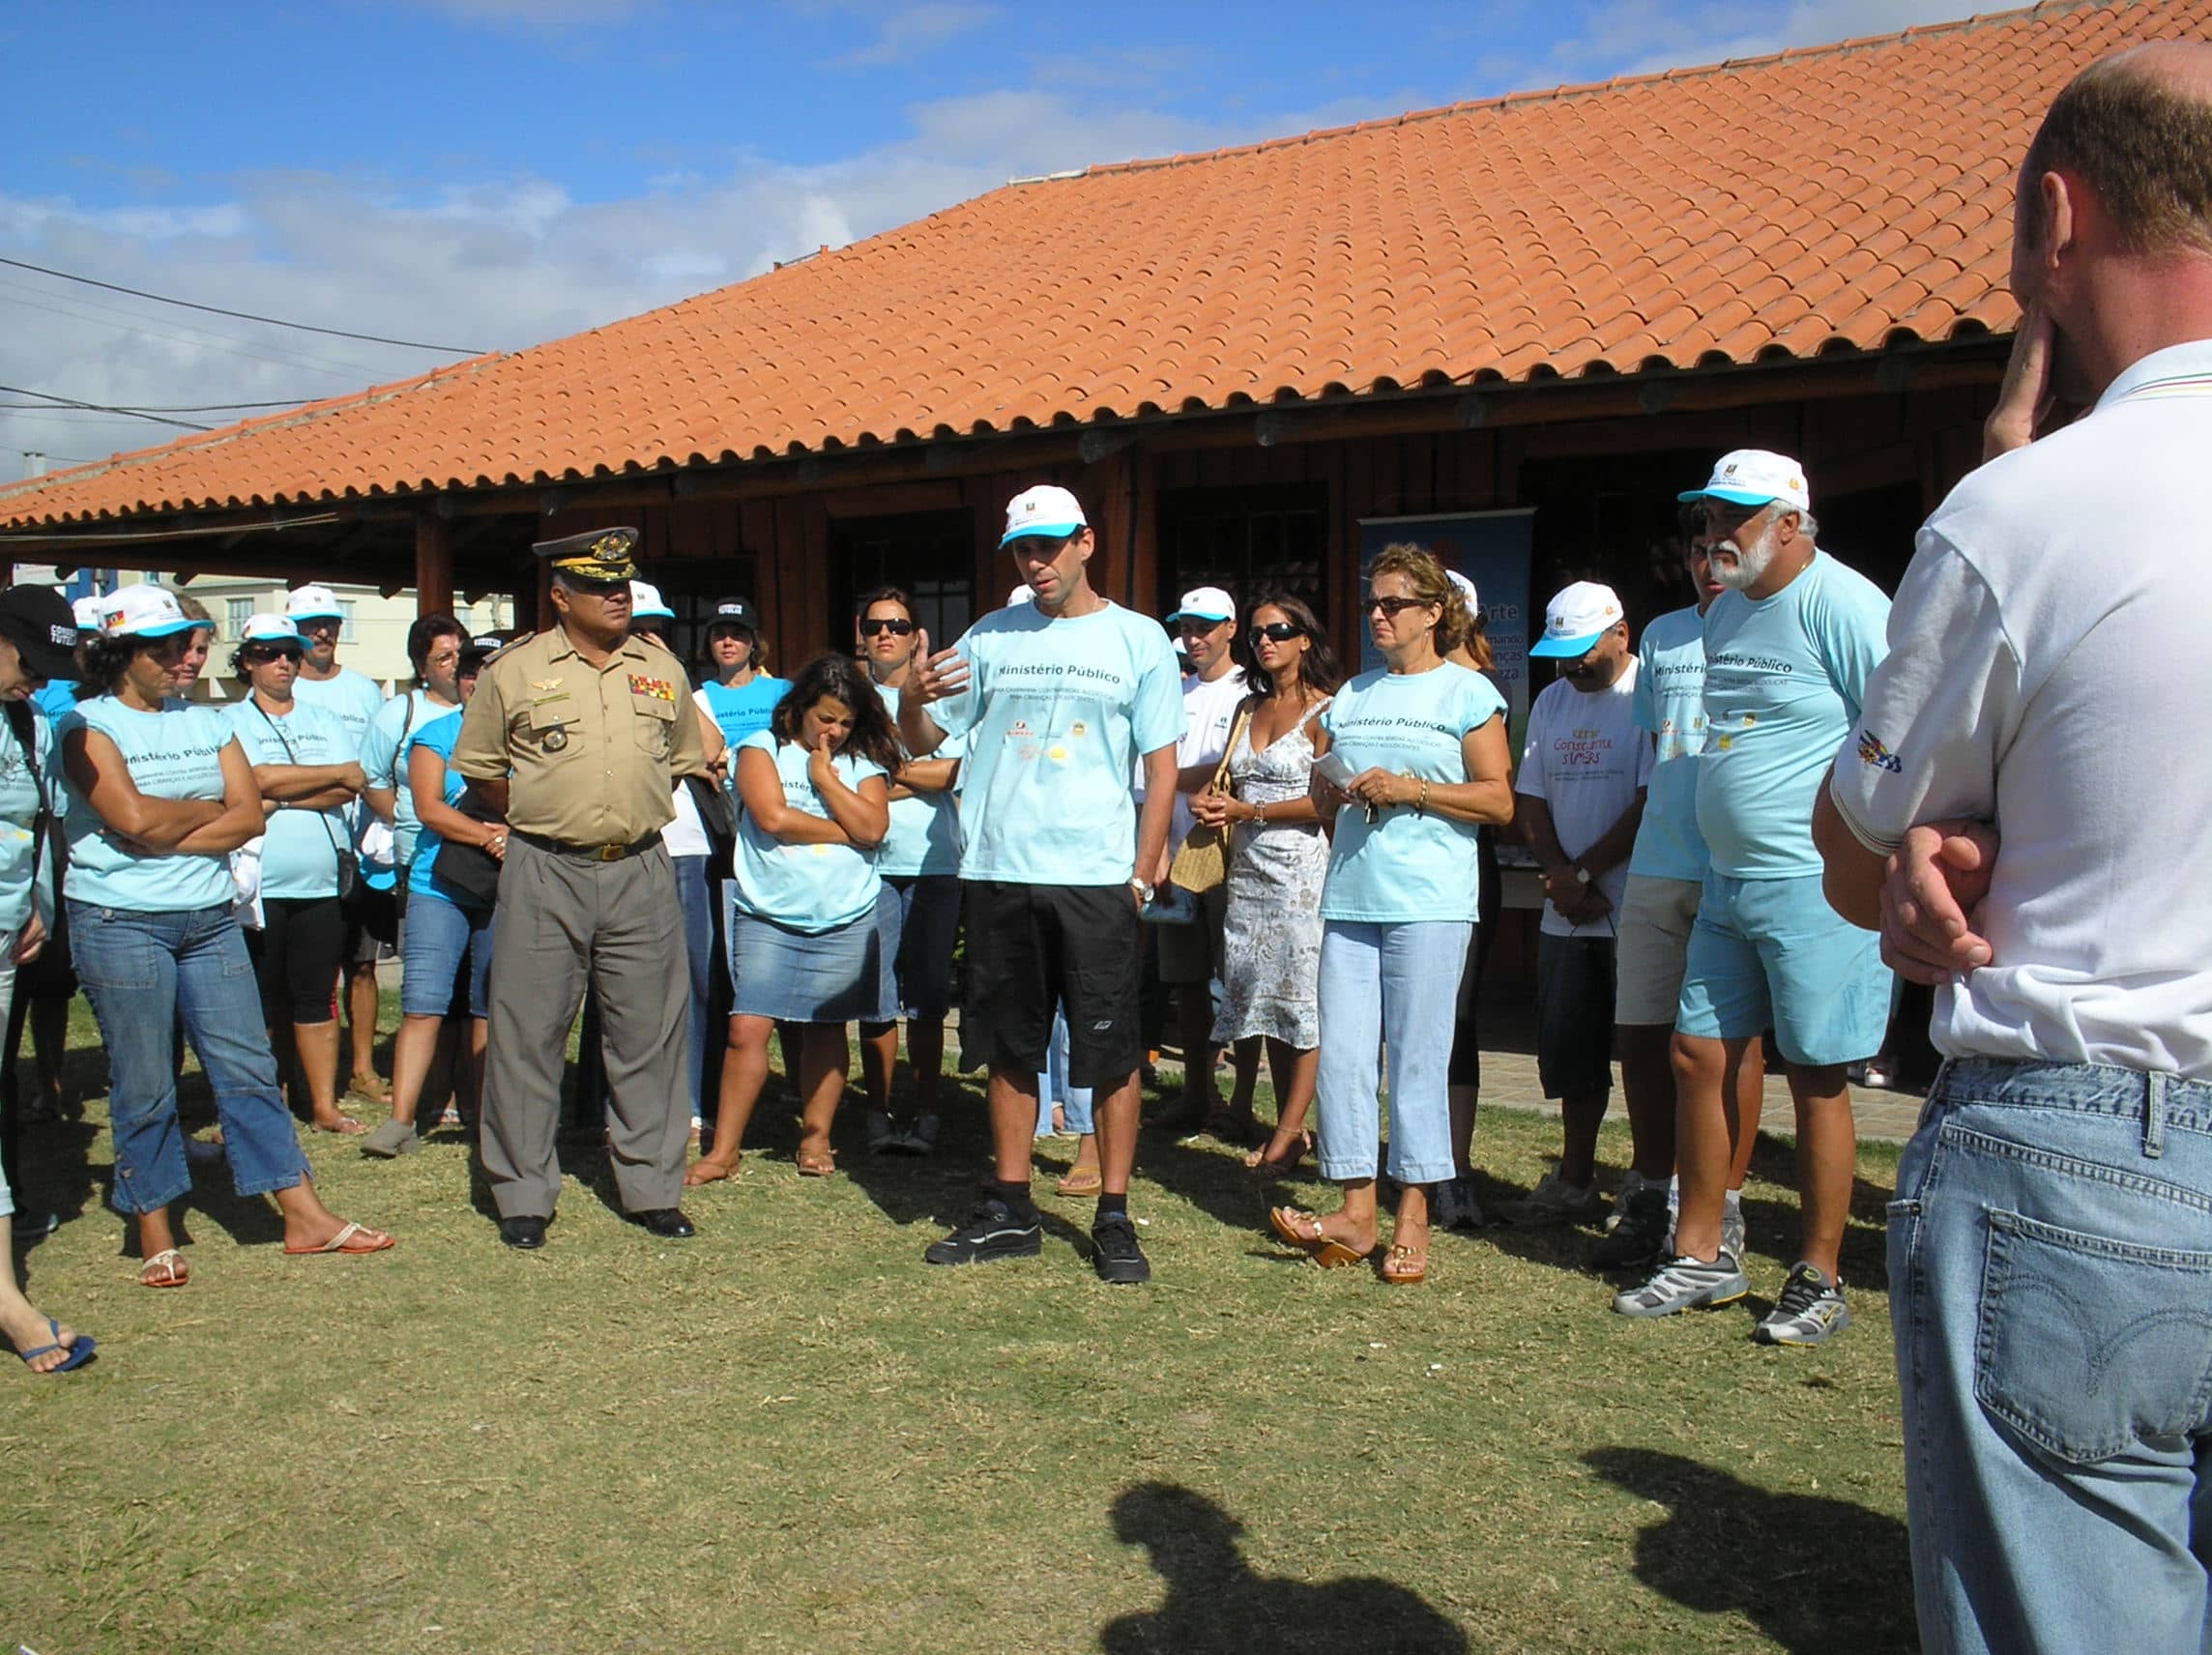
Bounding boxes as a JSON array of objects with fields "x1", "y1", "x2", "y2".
[
  {"x1": 1365, "y1": 595, "x2": 1433, "y2": 618},
  {"x1": 859, "y1": 618, "x2": 916, "y2": 637},
  {"x1": 1247, "y1": 622, "x2": 1303, "y2": 644}
]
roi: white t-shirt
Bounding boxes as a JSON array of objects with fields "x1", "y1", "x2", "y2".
[
  {"x1": 1172, "y1": 666, "x2": 1248, "y2": 843},
  {"x1": 1516, "y1": 660, "x2": 1652, "y2": 938},
  {"x1": 1828, "y1": 338, "x2": 2212, "y2": 1079}
]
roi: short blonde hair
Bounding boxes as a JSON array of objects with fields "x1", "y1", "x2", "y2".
[{"x1": 1369, "y1": 543, "x2": 1470, "y2": 655}]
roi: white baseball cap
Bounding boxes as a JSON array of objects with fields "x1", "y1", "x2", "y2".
[
  {"x1": 1004, "y1": 583, "x2": 1034, "y2": 607},
  {"x1": 1678, "y1": 449, "x2": 1812, "y2": 514},
  {"x1": 1446, "y1": 569, "x2": 1481, "y2": 612},
  {"x1": 1166, "y1": 586, "x2": 1236, "y2": 626},
  {"x1": 238, "y1": 614, "x2": 307, "y2": 648},
  {"x1": 100, "y1": 585, "x2": 211, "y2": 640},
  {"x1": 284, "y1": 583, "x2": 346, "y2": 622},
  {"x1": 71, "y1": 593, "x2": 105, "y2": 632},
  {"x1": 1528, "y1": 581, "x2": 1626, "y2": 658},
  {"x1": 628, "y1": 580, "x2": 675, "y2": 623},
  {"x1": 1001, "y1": 484, "x2": 1088, "y2": 546}
]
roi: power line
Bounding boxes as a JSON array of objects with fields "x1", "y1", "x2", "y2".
[
  {"x1": 0, "y1": 397, "x2": 312, "y2": 413},
  {"x1": 0, "y1": 254, "x2": 487, "y2": 356},
  {"x1": 0, "y1": 282, "x2": 387, "y2": 380},
  {"x1": 0, "y1": 385, "x2": 210, "y2": 431}
]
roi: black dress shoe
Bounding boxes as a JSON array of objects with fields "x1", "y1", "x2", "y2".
[
  {"x1": 630, "y1": 1207, "x2": 695, "y2": 1239},
  {"x1": 498, "y1": 1214, "x2": 548, "y2": 1250}
]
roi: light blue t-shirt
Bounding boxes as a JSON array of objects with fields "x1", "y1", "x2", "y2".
[
  {"x1": 699, "y1": 675, "x2": 789, "y2": 751},
  {"x1": 362, "y1": 689, "x2": 452, "y2": 868},
  {"x1": 0, "y1": 712, "x2": 52, "y2": 935},
  {"x1": 403, "y1": 709, "x2": 484, "y2": 910},
  {"x1": 1318, "y1": 662, "x2": 1506, "y2": 924},
  {"x1": 872, "y1": 680, "x2": 959, "y2": 879},
  {"x1": 290, "y1": 665, "x2": 385, "y2": 758},
  {"x1": 1696, "y1": 550, "x2": 1891, "y2": 880},
  {"x1": 925, "y1": 601, "x2": 1182, "y2": 886},
  {"x1": 1627, "y1": 605, "x2": 1711, "y2": 883},
  {"x1": 730, "y1": 730, "x2": 886, "y2": 933},
  {"x1": 58, "y1": 697, "x2": 238, "y2": 913},
  {"x1": 226, "y1": 698, "x2": 354, "y2": 900}
]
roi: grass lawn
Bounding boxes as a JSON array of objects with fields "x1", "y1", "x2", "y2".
[{"x1": 7, "y1": 1002, "x2": 1915, "y2": 1654}]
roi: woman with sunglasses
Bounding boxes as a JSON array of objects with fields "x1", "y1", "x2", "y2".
[
  {"x1": 1189, "y1": 594, "x2": 1340, "y2": 1176},
  {"x1": 225, "y1": 615, "x2": 369, "y2": 1136},
  {"x1": 362, "y1": 634, "x2": 506, "y2": 1157},
  {"x1": 59, "y1": 587, "x2": 393, "y2": 1288},
  {"x1": 1267, "y1": 546, "x2": 1512, "y2": 1286}
]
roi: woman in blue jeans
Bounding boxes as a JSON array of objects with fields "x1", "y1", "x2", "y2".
[
  {"x1": 59, "y1": 586, "x2": 393, "y2": 1288},
  {"x1": 1268, "y1": 545, "x2": 1513, "y2": 1286}
]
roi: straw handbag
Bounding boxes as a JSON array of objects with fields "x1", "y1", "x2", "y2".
[{"x1": 1166, "y1": 701, "x2": 1253, "y2": 895}]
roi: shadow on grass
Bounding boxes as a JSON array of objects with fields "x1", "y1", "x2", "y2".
[
  {"x1": 1101, "y1": 1482, "x2": 1467, "y2": 1654},
  {"x1": 1584, "y1": 1447, "x2": 1914, "y2": 1654}
]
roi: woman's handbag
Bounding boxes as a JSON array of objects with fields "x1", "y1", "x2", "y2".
[
  {"x1": 429, "y1": 794, "x2": 505, "y2": 910},
  {"x1": 1165, "y1": 701, "x2": 1254, "y2": 895}
]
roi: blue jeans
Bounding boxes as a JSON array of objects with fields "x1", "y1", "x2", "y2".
[
  {"x1": 672, "y1": 855, "x2": 713, "y2": 1118},
  {"x1": 1315, "y1": 919, "x2": 1470, "y2": 1185},
  {"x1": 1889, "y1": 1059, "x2": 2212, "y2": 1653},
  {"x1": 70, "y1": 901, "x2": 308, "y2": 1214},
  {"x1": 1035, "y1": 1002, "x2": 1092, "y2": 1137},
  {"x1": 399, "y1": 894, "x2": 495, "y2": 1020}
]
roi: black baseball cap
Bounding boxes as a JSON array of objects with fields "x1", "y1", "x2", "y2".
[
  {"x1": 707, "y1": 597, "x2": 758, "y2": 632},
  {"x1": 0, "y1": 587, "x2": 86, "y2": 682}
]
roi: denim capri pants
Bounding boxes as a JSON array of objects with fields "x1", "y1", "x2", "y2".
[{"x1": 400, "y1": 893, "x2": 495, "y2": 1020}]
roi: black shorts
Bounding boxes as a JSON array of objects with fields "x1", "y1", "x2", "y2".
[
  {"x1": 247, "y1": 896, "x2": 348, "y2": 1026},
  {"x1": 1536, "y1": 932, "x2": 1616, "y2": 1102},
  {"x1": 960, "y1": 880, "x2": 1142, "y2": 1089},
  {"x1": 343, "y1": 885, "x2": 399, "y2": 966}
]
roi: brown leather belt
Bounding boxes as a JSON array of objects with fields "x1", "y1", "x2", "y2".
[{"x1": 510, "y1": 829, "x2": 662, "y2": 863}]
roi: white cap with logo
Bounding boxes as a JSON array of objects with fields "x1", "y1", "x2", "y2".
[
  {"x1": 1678, "y1": 449, "x2": 1812, "y2": 514},
  {"x1": 629, "y1": 580, "x2": 675, "y2": 623},
  {"x1": 239, "y1": 614, "x2": 308, "y2": 648},
  {"x1": 1166, "y1": 586, "x2": 1236, "y2": 626},
  {"x1": 1001, "y1": 484, "x2": 1088, "y2": 546},
  {"x1": 1528, "y1": 581, "x2": 1626, "y2": 658},
  {"x1": 1446, "y1": 569, "x2": 1480, "y2": 612},
  {"x1": 284, "y1": 583, "x2": 346, "y2": 623},
  {"x1": 101, "y1": 586, "x2": 211, "y2": 640},
  {"x1": 71, "y1": 593, "x2": 106, "y2": 632}
]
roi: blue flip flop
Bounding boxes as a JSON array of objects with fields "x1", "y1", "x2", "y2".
[{"x1": 17, "y1": 1318, "x2": 95, "y2": 1374}]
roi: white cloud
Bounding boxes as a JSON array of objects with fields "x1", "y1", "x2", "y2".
[{"x1": 831, "y1": 2, "x2": 995, "y2": 68}]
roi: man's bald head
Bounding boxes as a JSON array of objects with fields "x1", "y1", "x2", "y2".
[{"x1": 2020, "y1": 40, "x2": 2212, "y2": 259}]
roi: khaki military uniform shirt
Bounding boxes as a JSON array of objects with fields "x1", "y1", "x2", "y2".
[{"x1": 452, "y1": 626, "x2": 708, "y2": 844}]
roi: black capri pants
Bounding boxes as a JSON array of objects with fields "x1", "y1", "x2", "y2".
[{"x1": 247, "y1": 895, "x2": 347, "y2": 1027}]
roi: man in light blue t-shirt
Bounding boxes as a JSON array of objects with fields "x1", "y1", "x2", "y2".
[
  {"x1": 283, "y1": 582, "x2": 393, "y2": 1105},
  {"x1": 1615, "y1": 450, "x2": 1890, "y2": 1347},
  {"x1": 899, "y1": 484, "x2": 1181, "y2": 1284}
]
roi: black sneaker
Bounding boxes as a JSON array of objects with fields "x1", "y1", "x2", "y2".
[
  {"x1": 1091, "y1": 1212, "x2": 1151, "y2": 1284},
  {"x1": 1589, "y1": 1185, "x2": 1671, "y2": 1272},
  {"x1": 923, "y1": 1197, "x2": 1042, "y2": 1266}
]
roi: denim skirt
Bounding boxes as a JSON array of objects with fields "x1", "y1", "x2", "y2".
[{"x1": 730, "y1": 910, "x2": 880, "y2": 1023}]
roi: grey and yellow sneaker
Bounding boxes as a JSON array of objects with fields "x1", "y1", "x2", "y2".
[
  {"x1": 1613, "y1": 1252, "x2": 1751, "y2": 1318},
  {"x1": 1754, "y1": 1263, "x2": 1850, "y2": 1346},
  {"x1": 1721, "y1": 1195, "x2": 1747, "y2": 1264}
]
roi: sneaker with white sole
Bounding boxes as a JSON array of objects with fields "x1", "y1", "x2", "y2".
[
  {"x1": 923, "y1": 1196, "x2": 1042, "y2": 1265},
  {"x1": 1614, "y1": 1252, "x2": 1751, "y2": 1318},
  {"x1": 1754, "y1": 1263, "x2": 1850, "y2": 1346},
  {"x1": 1721, "y1": 1198, "x2": 1747, "y2": 1264},
  {"x1": 1502, "y1": 1166, "x2": 1603, "y2": 1226}
]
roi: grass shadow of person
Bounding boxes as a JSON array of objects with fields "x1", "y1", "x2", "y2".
[
  {"x1": 1101, "y1": 1482, "x2": 1467, "y2": 1655},
  {"x1": 1583, "y1": 1446, "x2": 1914, "y2": 1654}
]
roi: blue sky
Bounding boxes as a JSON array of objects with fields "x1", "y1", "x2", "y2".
[{"x1": 2, "y1": 0, "x2": 1968, "y2": 474}]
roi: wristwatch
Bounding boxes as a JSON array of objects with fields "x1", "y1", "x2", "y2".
[{"x1": 1129, "y1": 877, "x2": 1156, "y2": 905}]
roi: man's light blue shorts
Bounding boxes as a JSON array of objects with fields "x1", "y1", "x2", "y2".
[{"x1": 1674, "y1": 871, "x2": 1888, "y2": 1067}]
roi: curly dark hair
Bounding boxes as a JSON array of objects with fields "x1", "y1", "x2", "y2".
[
  {"x1": 769, "y1": 652, "x2": 903, "y2": 772},
  {"x1": 406, "y1": 613, "x2": 467, "y2": 677},
  {"x1": 79, "y1": 630, "x2": 195, "y2": 699},
  {"x1": 1236, "y1": 590, "x2": 1341, "y2": 703}
]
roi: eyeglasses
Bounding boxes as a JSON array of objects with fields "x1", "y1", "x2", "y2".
[
  {"x1": 859, "y1": 618, "x2": 916, "y2": 637},
  {"x1": 1364, "y1": 595, "x2": 1435, "y2": 618},
  {"x1": 245, "y1": 649, "x2": 303, "y2": 665},
  {"x1": 1247, "y1": 622, "x2": 1303, "y2": 644}
]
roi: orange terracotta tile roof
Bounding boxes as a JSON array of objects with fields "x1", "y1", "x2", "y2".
[{"x1": 3, "y1": 0, "x2": 2197, "y2": 532}]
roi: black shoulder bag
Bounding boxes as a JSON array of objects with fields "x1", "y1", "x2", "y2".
[{"x1": 254, "y1": 701, "x2": 363, "y2": 906}]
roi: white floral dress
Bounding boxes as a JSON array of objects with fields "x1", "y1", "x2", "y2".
[{"x1": 1210, "y1": 700, "x2": 1330, "y2": 1049}]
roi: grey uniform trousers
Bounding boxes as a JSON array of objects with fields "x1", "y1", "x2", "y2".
[{"x1": 481, "y1": 834, "x2": 690, "y2": 1218}]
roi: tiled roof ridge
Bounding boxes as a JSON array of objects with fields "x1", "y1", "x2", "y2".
[
  {"x1": 1082, "y1": 0, "x2": 2089, "y2": 179},
  {"x1": 0, "y1": 353, "x2": 501, "y2": 505}
]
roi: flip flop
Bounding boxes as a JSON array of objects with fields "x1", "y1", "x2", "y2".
[
  {"x1": 1055, "y1": 1166, "x2": 1103, "y2": 1197},
  {"x1": 1267, "y1": 1205, "x2": 1367, "y2": 1268},
  {"x1": 312, "y1": 1117, "x2": 369, "y2": 1136},
  {"x1": 282, "y1": 1220, "x2": 395, "y2": 1256},
  {"x1": 794, "y1": 1147, "x2": 837, "y2": 1178},
  {"x1": 15, "y1": 1319, "x2": 94, "y2": 1374},
  {"x1": 1382, "y1": 1243, "x2": 1428, "y2": 1286},
  {"x1": 139, "y1": 1248, "x2": 189, "y2": 1289}
]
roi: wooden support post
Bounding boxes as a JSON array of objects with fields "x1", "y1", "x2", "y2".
[{"x1": 414, "y1": 510, "x2": 454, "y2": 620}]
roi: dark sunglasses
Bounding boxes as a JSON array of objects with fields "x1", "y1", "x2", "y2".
[
  {"x1": 859, "y1": 618, "x2": 916, "y2": 637},
  {"x1": 245, "y1": 647, "x2": 304, "y2": 665},
  {"x1": 1365, "y1": 595, "x2": 1435, "y2": 618},
  {"x1": 1247, "y1": 622, "x2": 1304, "y2": 644}
]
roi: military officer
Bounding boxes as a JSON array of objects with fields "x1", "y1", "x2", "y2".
[{"x1": 451, "y1": 527, "x2": 710, "y2": 1248}]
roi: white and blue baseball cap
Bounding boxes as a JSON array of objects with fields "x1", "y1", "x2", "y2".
[
  {"x1": 100, "y1": 585, "x2": 212, "y2": 640},
  {"x1": 629, "y1": 580, "x2": 676, "y2": 624},
  {"x1": 238, "y1": 614, "x2": 308, "y2": 649},
  {"x1": 1678, "y1": 449, "x2": 1812, "y2": 513},
  {"x1": 1528, "y1": 581, "x2": 1626, "y2": 659},
  {"x1": 283, "y1": 583, "x2": 346, "y2": 623},
  {"x1": 1001, "y1": 484, "x2": 1088, "y2": 546},
  {"x1": 1166, "y1": 586, "x2": 1237, "y2": 626}
]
